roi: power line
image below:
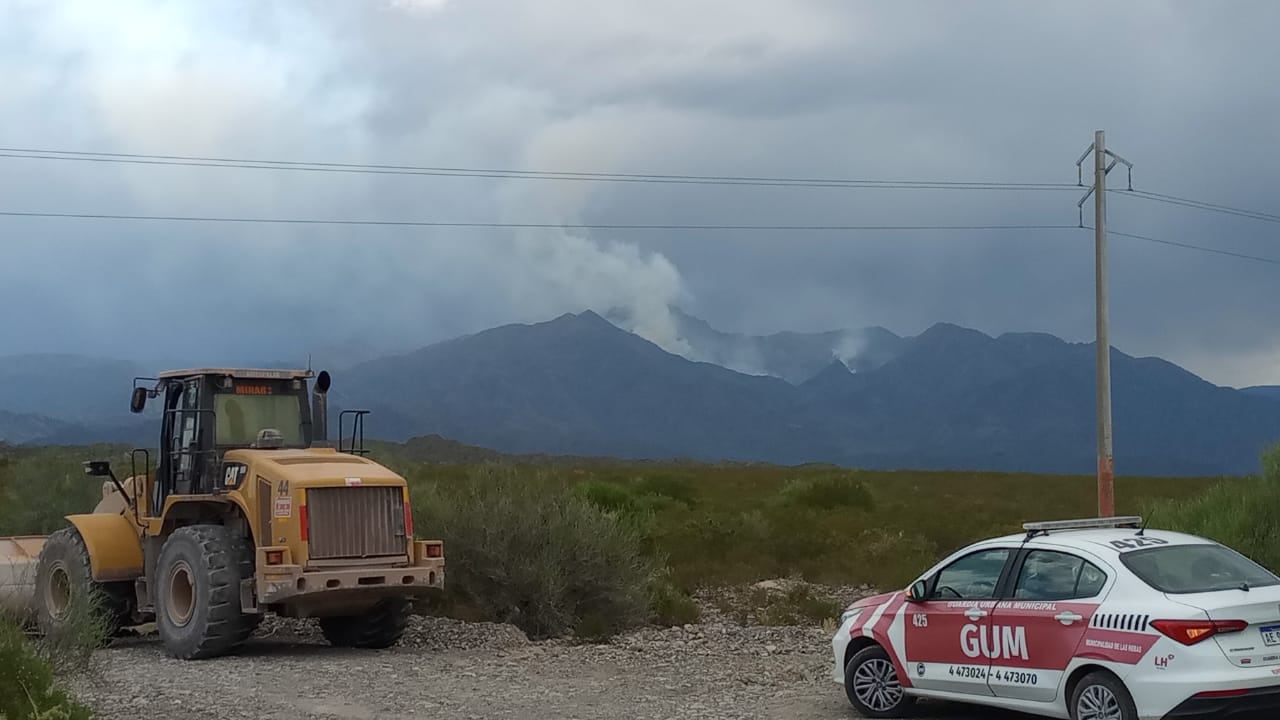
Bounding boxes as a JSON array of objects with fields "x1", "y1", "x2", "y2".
[
  {"x1": 0, "y1": 210, "x2": 1080, "y2": 232},
  {"x1": 1111, "y1": 188, "x2": 1280, "y2": 225},
  {"x1": 5, "y1": 146, "x2": 1276, "y2": 265},
  {"x1": 1086, "y1": 226, "x2": 1280, "y2": 266},
  {"x1": 0, "y1": 147, "x2": 1079, "y2": 191}
]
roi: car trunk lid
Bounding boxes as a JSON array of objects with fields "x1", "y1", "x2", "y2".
[{"x1": 1168, "y1": 586, "x2": 1280, "y2": 667}]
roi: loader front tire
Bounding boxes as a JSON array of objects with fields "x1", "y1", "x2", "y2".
[
  {"x1": 319, "y1": 597, "x2": 412, "y2": 649},
  {"x1": 154, "y1": 525, "x2": 255, "y2": 659},
  {"x1": 34, "y1": 526, "x2": 132, "y2": 644}
]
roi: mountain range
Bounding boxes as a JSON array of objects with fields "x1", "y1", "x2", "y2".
[{"x1": 1, "y1": 310, "x2": 1277, "y2": 476}]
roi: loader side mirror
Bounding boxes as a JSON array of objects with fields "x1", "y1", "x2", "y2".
[
  {"x1": 130, "y1": 386, "x2": 148, "y2": 414},
  {"x1": 83, "y1": 460, "x2": 112, "y2": 477}
]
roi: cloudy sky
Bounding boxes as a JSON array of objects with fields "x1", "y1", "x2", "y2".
[{"x1": 1, "y1": 0, "x2": 1278, "y2": 386}]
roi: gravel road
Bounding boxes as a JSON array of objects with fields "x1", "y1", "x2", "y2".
[{"x1": 65, "y1": 615, "x2": 1022, "y2": 720}]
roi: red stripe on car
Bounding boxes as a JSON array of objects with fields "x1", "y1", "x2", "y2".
[{"x1": 1073, "y1": 628, "x2": 1159, "y2": 664}]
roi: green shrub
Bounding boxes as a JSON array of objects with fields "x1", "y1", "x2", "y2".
[
  {"x1": 712, "y1": 582, "x2": 841, "y2": 626},
  {"x1": 633, "y1": 475, "x2": 699, "y2": 507},
  {"x1": 763, "y1": 508, "x2": 837, "y2": 568},
  {"x1": 648, "y1": 568, "x2": 701, "y2": 626},
  {"x1": 0, "y1": 448, "x2": 107, "y2": 536},
  {"x1": 574, "y1": 480, "x2": 637, "y2": 514},
  {"x1": 30, "y1": 587, "x2": 114, "y2": 677},
  {"x1": 1263, "y1": 443, "x2": 1280, "y2": 485},
  {"x1": 757, "y1": 584, "x2": 841, "y2": 626},
  {"x1": 0, "y1": 616, "x2": 93, "y2": 720},
  {"x1": 1141, "y1": 443, "x2": 1280, "y2": 571},
  {"x1": 850, "y1": 527, "x2": 939, "y2": 588},
  {"x1": 415, "y1": 467, "x2": 658, "y2": 640},
  {"x1": 777, "y1": 473, "x2": 874, "y2": 511}
]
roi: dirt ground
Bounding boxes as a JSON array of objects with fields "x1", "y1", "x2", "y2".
[{"x1": 65, "y1": 616, "x2": 1022, "y2": 720}]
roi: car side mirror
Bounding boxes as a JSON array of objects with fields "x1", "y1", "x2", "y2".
[
  {"x1": 906, "y1": 579, "x2": 929, "y2": 603},
  {"x1": 130, "y1": 386, "x2": 148, "y2": 414}
]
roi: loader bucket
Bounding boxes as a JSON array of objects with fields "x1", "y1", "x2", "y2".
[{"x1": 0, "y1": 536, "x2": 46, "y2": 622}]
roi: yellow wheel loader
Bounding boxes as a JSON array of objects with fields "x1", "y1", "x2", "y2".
[{"x1": 7, "y1": 367, "x2": 443, "y2": 659}]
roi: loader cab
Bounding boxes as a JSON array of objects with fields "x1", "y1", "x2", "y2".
[{"x1": 135, "y1": 368, "x2": 321, "y2": 512}]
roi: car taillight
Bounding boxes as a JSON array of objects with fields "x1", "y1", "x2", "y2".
[
  {"x1": 299, "y1": 503, "x2": 308, "y2": 542},
  {"x1": 426, "y1": 541, "x2": 443, "y2": 558},
  {"x1": 1150, "y1": 619, "x2": 1248, "y2": 645}
]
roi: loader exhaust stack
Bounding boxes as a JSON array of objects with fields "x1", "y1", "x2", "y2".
[{"x1": 311, "y1": 370, "x2": 331, "y2": 447}]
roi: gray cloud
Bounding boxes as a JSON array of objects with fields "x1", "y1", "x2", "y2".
[{"x1": 1, "y1": 0, "x2": 1278, "y2": 386}]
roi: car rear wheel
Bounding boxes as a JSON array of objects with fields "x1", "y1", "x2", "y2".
[
  {"x1": 844, "y1": 645, "x2": 914, "y2": 718},
  {"x1": 1070, "y1": 670, "x2": 1137, "y2": 720}
]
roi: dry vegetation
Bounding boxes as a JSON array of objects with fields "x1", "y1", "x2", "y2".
[
  {"x1": 0, "y1": 443, "x2": 1242, "y2": 615},
  {"x1": 389, "y1": 455, "x2": 1224, "y2": 590},
  {"x1": 0, "y1": 440, "x2": 1273, "y2": 718}
]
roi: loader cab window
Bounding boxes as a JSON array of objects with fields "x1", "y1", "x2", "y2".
[
  {"x1": 158, "y1": 377, "x2": 213, "y2": 504},
  {"x1": 212, "y1": 380, "x2": 306, "y2": 448}
]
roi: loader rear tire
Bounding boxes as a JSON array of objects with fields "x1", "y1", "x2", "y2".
[
  {"x1": 318, "y1": 597, "x2": 412, "y2": 649},
  {"x1": 34, "y1": 526, "x2": 132, "y2": 644},
  {"x1": 154, "y1": 525, "x2": 255, "y2": 659}
]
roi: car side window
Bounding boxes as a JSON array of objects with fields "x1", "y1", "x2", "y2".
[
  {"x1": 1013, "y1": 550, "x2": 1108, "y2": 600},
  {"x1": 1076, "y1": 561, "x2": 1107, "y2": 596},
  {"x1": 930, "y1": 548, "x2": 1011, "y2": 600}
]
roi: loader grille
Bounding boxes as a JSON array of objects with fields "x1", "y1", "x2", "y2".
[{"x1": 305, "y1": 486, "x2": 407, "y2": 561}]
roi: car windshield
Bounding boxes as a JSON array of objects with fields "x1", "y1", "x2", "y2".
[
  {"x1": 214, "y1": 392, "x2": 304, "y2": 447},
  {"x1": 1119, "y1": 543, "x2": 1280, "y2": 593}
]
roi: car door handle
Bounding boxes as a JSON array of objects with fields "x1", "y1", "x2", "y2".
[
  {"x1": 965, "y1": 608, "x2": 988, "y2": 621},
  {"x1": 1055, "y1": 611, "x2": 1083, "y2": 625}
]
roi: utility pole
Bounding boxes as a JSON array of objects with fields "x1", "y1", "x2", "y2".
[{"x1": 1077, "y1": 131, "x2": 1132, "y2": 517}]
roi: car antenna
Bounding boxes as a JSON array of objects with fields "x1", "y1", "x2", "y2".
[{"x1": 1136, "y1": 513, "x2": 1151, "y2": 536}]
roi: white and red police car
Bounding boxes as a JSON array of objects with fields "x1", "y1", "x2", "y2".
[{"x1": 831, "y1": 516, "x2": 1280, "y2": 720}]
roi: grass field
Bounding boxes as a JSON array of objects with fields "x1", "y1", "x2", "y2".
[
  {"x1": 399, "y1": 462, "x2": 1224, "y2": 590},
  {"x1": 0, "y1": 441, "x2": 1230, "y2": 592}
]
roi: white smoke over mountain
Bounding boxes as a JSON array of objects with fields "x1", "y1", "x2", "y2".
[
  {"x1": 504, "y1": 231, "x2": 693, "y2": 357},
  {"x1": 833, "y1": 330, "x2": 867, "y2": 370},
  {"x1": 493, "y1": 118, "x2": 694, "y2": 358}
]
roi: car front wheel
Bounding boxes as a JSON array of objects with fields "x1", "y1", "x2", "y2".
[
  {"x1": 1070, "y1": 670, "x2": 1138, "y2": 720},
  {"x1": 844, "y1": 645, "x2": 914, "y2": 718}
]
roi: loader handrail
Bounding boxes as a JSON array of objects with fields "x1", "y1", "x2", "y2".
[
  {"x1": 338, "y1": 409, "x2": 371, "y2": 456},
  {"x1": 130, "y1": 448, "x2": 151, "y2": 523}
]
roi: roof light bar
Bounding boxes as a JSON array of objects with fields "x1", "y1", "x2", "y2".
[{"x1": 1023, "y1": 516, "x2": 1143, "y2": 532}]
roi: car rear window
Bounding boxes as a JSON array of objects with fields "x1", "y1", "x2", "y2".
[{"x1": 1119, "y1": 543, "x2": 1280, "y2": 593}]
